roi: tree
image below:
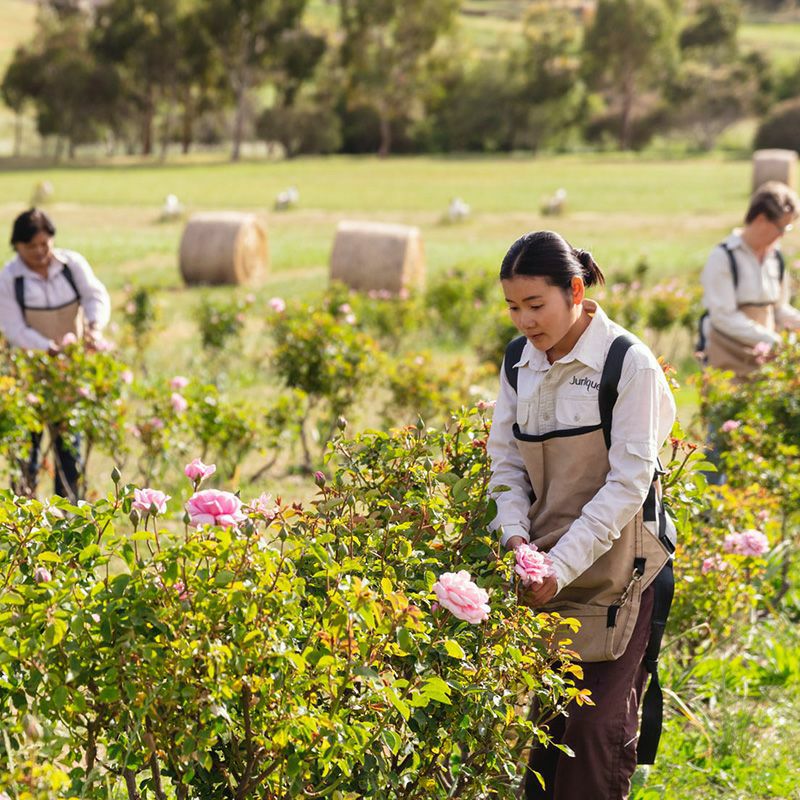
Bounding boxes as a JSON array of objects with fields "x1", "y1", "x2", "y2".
[
  {"x1": 582, "y1": 0, "x2": 677, "y2": 149},
  {"x1": 338, "y1": 0, "x2": 459, "y2": 156},
  {"x1": 1, "y1": 10, "x2": 119, "y2": 158},
  {"x1": 195, "y1": 0, "x2": 308, "y2": 161},
  {"x1": 91, "y1": 0, "x2": 182, "y2": 156}
]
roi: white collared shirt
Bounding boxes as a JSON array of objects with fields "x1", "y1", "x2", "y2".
[
  {"x1": 701, "y1": 231, "x2": 800, "y2": 346},
  {"x1": 0, "y1": 249, "x2": 110, "y2": 350},
  {"x1": 487, "y1": 301, "x2": 676, "y2": 592}
]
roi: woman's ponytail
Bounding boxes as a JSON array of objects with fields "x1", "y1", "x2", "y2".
[{"x1": 572, "y1": 248, "x2": 605, "y2": 288}]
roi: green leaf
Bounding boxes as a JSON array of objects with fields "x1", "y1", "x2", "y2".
[
  {"x1": 79, "y1": 544, "x2": 101, "y2": 564},
  {"x1": 37, "y1": 551, "x2": 61, "y2": 564},
  {"x1": 443, "y1": 639, "x2": 466, "y2": 660},
  {"x1": 385, "y1": 688, "x2": 410, "y2": 721},
  {"x1": 214, "y1": 570, "x2": 235, "y2": 587}
]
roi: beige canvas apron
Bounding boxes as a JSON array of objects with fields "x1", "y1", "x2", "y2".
[
  {"x1": 706, "y1": 304, "x2": 773, "y2": 379},
  {"x1": 23, "y1": 302, "x2": 84, "y2": 343},
  {"x1": 515, "y1": 425, "x2": 670, "y2": 662}
]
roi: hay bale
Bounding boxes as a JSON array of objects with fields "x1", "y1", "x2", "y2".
[
  {"x1": 179, "y1": 212, "x2": 268, "y2": 286},
  {"x1": 752, "y1": 149, "x2": 797, "y2": 192},
  {"x1": 329, "y1": 221, "x2": 425, "y2": 294}
]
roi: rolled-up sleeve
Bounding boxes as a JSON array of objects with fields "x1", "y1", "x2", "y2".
[
  {"x1": 702, "y1": 247, "x2": 780, "y2": 346},
  {"x1": 546, "y1": 355, "x2": 676, "y2": 592},
  {"x1": 0, "y1": 270, "x2": 52, "y2": 350},
  {"x1": 487, "y1": 366, "x2": 534, "y2": 548},
  {"x1": 67, "y1": 252, "x2": 110, "y2": 329}
]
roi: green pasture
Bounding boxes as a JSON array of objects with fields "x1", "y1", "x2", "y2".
[{"x1": 0, "y1": 153, "x2": 767, "y2": 294}]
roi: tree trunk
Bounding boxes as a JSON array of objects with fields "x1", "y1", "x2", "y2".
[
  {"x1": 378, "y1": 111, "x2": 391, "y2": 158},
  {"x1": 13, "y1": 111, "x2": 22, "y2": 157},
  {"x1": 141, "y1": 87, "x2": 155, "y2": 156},
  {"x1": 181, "y1": 89, "x2": 194, "y2": 155},
  {"x1": 231, "y1": 74, "x2": 248, "y2": 162}
]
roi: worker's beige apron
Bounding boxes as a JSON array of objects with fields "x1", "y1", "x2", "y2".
[
  {"x1": 706, "y1": 304, "x2": 774, "y2": 379},
  {"x1": 21, "y1": 298, "x2": 83, "y2": 343},
  {"x1": 515, "y1": 425, "x2": 670, "y2": 662}
]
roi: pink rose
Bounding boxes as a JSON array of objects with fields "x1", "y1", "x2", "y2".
[
  {"x1": 171, "y1": 393, "x2": 188, "y2": 413},
  {"x1": 476, "y1": 399, "x2": 496, "y2": 412},
  {"x1": 121, "y1": 369, "x2": 134, "y2": 385},
  {"x1": 94, "y1": 337, "x2": 114, "y2": 352},
  {"x1": 26, "y1": 393, "x2": 40, "y2": 405},
  {"x1": 150, "y1": 417, "x2": 165, "y2": 430},
  {"x1": 60, "y1": 332, "x2": 78, "y2": 346},
  {"x1": 173, "y1": 580, "x2": 189, "y2": 601},
  {"x1": 34, "y1": 566, "x2": 52, "y2": 584},
  {"x1": 269, "y1": 297, "x2": 286, "y2": 313},
  {"x1": 78, "y1": 386, "x2": 91, "y2": 399},
  {"x1": 722, "y1": 529, "x2": 769, "y2": 557},
  {"x1": 185, "y1": 489, "x2": 245, "y2": 529},
  {"x1": 701, "y1": 554, "x2": 727, "y2": 575},
  {"x1": 339, "y1": 303, "x2": 352, "y2": 314},
  {"x1": 184, "y1": 458, "x2": 216, "y2": 484},
  {"x1": 132, "y1": 488, "x2": 170, "y2": 516},
  {"x1": 514, "y1": 543, "x2": 555, "y2": 585},
  {"x1": 170, "y1": 375, "x2": 189, "y2": 390},
  {"x1": 247, "y1": 492, "x2": 278, "y2": 520},
  {"x1": 720, "y1": 420, "x2": 740, "y2": 433},
  {"x1": 432, "y1": 570, "x2": 490, "y2": 624},
  {"x1": 344, "y1": 313, "x2": 357, "y2": 325},
  {"x1": 245, "y1": 292, "x2": 256, "y2": 304}
]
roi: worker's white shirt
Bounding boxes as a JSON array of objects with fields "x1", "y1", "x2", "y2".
[
  {"x1": 0, "y1": 249, "x2": 110, "y2": 350},
  {"x1": 487, "y1": 301, "x2": 676, "y2": 592},
  {"x1": 701, "y1": 231, "x2": 800, "y2": 346}
]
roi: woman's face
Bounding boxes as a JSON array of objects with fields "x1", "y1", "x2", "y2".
[
  {"x1": 16, "y1": 231, "x2": 54, "y2": 273},
  {"x1": 502, "y1": 275, "x2": 582, "y2": 353}
]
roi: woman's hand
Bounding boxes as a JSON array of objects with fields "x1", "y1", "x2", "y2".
[{"x1": 518, "y1": 574, "x2": 558, "y2": 608}]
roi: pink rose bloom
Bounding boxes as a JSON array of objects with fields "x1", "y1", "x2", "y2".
[
  {"x1": 171, "y1": 393, "x2": 188, "y2": 413},
  {"x1": 61, "y1": 332, "x2": 78, "y2": 346},
  {"x1": 184, "y1": 458, "x2": 216, "y2": 483},
  {"x1": 339, "y1": 303, "x2": 352, "y2": 314},
  {"x1": 125, "y1": 301, "x2": 136, "y2": 314},
  {"x1": 514, "y1": 543, "x2": 555, "y2": 585},
  {"x1": 121, "y1": 369, "x2": 134, "y2": 385},
  {"x1": 723, "y1": 529, "x2": 769, "y2": 557},
  {"x1": 173, "y1": 580, "x2": 189, "y2": 601},
  {"x1": 476, "y1": 399, "x2": 496, "y2": 411},
  {"x1": 247, "y1": 491, "x2": 278, "y2": 520},
  {"x1": 34, "y1": 566, "x2": 52, "y2": 584},
  {"x1": 344, "y1": 313, "x2": 357, "y2": 325},
  {"x1": 150, "y1": 417, "x2": 165, "y2": 430},
  {"x1": 269, "y1": 297, "x2": 286, "y2": 313},
  {"x1": 170, "y1": 375, "x2": 189, "y2": 390},
  {"x1": 78, "y1": 386, "x2": 91, "y2": 398},
  {"x1": 757, "y1": 510, "x2": 770, "y2": 522},
  {"x1": 94, "y1": 337, "x2": 114, "y2": 352},
  {"x1": 132, "y1": 488, "x2": 170, "y2": 516},
  {"x1": 26, "y1": 393, "x2": 40, "y2": 405},
  {"x1": 720, "y1": 420, "x2": 740, "y2": 433},
  {"x1": 245, "y1": 292, "x2": 256, "y2": 304},
  {"x1": 432, "y1": 570, "x2": 490, "y2": 624},
  {"x1": 701, "y1": 554, "x2": 727, "y2": 575},
  {"x1": 186, "y1": 489, "x2": 245, "y2": 529}
]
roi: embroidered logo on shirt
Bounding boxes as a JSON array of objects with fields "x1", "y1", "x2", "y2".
[{"x1": 568, "y1": 375, "x2": 600, "y2": 392}]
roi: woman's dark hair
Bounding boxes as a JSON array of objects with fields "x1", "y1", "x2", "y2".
[
  {"x1": 745, "y1": 181, "x2": 799, "y2": 224},
  {"x1": 499, "y1": 230, "x2": 604, "y2": 289},
  {"x1": 10, "y1": 208, "x2": 56, "y2": 246}
]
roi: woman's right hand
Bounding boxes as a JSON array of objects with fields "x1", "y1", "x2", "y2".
[{"x1": 505, "y1": 535, "x2": 527, "y2": 551}]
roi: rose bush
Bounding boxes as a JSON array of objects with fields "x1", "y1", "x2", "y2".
[{"x1": 0, "y1": 410, "x2": 585, "y2": 800}]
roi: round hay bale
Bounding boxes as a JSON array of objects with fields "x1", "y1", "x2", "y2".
[
  {"x1": 329, "y1": 220, "x2": 425, "y2": 294},
  {"x1": 752, "y1": 149, "x2": 797, "y2": 193},
  {"x1": 179, "y1": 212, "x2": 268, "y2": 286}
]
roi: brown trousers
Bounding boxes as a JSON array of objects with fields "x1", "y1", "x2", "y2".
[{"x1": 525, "y1": 586, "x2": 655, "y2": 800}]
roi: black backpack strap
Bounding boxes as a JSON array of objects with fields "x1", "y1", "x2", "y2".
[
  {"x1": 503, "y1": 335, "x2": 527, "y2": 393},
  {"x1": 720, "y1": 242, "x2": 738, "y2": 289},
  {"x1": 637, "y1": 559, "x2": 675, "y2": 764},
  {"x1": 776, "y1": 249, "x2": 785, "y2": 284},
  {"x1": 60, "y1": 262, "x2": 81, "y2": 301},
  {"x1": 14, "y1": 276, "x2": 25, "y2": 312},
  {"x1": 598, "y1": 334, "x2": 636, "y2": 449}
]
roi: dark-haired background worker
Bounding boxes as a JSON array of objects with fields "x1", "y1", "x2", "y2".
[{"x1": 0, "y1": 208, "x2": 110, "y2": 499}]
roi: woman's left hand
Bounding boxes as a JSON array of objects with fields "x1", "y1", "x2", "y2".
[{"x1": 518, "y1": 574, "x2": 559, "y2": 608}]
